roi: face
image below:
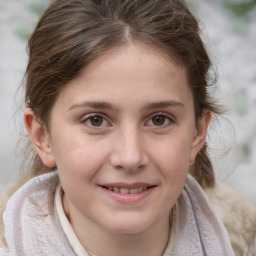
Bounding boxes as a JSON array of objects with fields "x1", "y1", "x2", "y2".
[{"x1": 26, "y1": 43, "x2": 209, "y2": 238}]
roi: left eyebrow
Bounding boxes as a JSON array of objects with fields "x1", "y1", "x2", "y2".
[{"x1": 142, "y1": 100, "x2": 185, "y2": 110}]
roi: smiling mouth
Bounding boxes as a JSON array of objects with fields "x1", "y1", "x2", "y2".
[{"x1": 101, "y1": 185, "x2": 156, "y2": 194}]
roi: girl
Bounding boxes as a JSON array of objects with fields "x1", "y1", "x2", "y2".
[{"x1": 0, "y1": 0, "x2": 255, "y2": 255}]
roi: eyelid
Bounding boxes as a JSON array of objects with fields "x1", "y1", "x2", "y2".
[
  {"x1": 81, "y1": 113, "x2": 111, "y2": 127},
  {"x1": 145, "y1": 112, "x2": 174, "y2": 127}
]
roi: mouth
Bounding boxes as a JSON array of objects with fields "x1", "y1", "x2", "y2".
[
  {"x1": 99, "y1": 183, "x2": 156, "y2": 203},
  {"x1": 101, "y1": 185, "x2": 156, "y2": 194}
]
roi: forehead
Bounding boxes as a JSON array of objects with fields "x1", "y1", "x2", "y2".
[
  {"x1": 54, "y1": 43, "x2": 192, "y2": 112},
  {"x1": 84, "y1": 43, "x2": 186, "y2": 81}
]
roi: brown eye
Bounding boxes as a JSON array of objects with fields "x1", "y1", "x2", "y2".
[
  {"x1": 152, "y1": 115, "x2": 166, "y2": 126},
  {"x1": 83, "y1": 114, "x2": 110, "y2": 128},
  {"x1": 146, "y1": 114, "x2": 172, "y2": 127},
  {"x1": 90, "y1": 115, "x2": 104, "y2": 126}
]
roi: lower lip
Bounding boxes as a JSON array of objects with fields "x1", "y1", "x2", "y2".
[{"x1": 100, "y1": 186, "x2": 156, "y2": 203}]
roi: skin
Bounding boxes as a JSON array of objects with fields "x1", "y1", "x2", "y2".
[{"x1": 24, "y1": 43, "x2": 211, "y2": 256}]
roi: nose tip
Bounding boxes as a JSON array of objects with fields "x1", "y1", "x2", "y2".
[
  {"x1": 109, "y1": 132, "x2": 148, "y2": 172},
  {"x1": 114, "y1": 153, "x2": 148, "y2": 172}
]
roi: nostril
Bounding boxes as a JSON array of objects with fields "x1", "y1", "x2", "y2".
[
  {"x1": 109, "y1": 140, "x2": 149, "y2": 172},
  {"x1": 116, "y1": 165, "x2": 124, "y2": 171}
]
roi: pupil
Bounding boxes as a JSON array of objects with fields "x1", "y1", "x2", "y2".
[
  {"x1": 153, "y1": 115, "x2": 165, "y2": 126},
  {"x1": 91, "y1": 116, "x2": 103, "y2": 126}
]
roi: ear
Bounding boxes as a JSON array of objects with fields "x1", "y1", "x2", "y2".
[
  {"x1": 189, "y1": 111, "x2": 211, "y2": 164},
  {"x1": 24, "y1": 108, "x2": 56, "y2": 168}
]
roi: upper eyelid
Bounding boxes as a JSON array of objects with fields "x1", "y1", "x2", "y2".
[
  {"x1": 81, "y1": 112, "x2": 107, "y2": 120},
  {"x1": 80, "y1": 113, "x2": 112, "y2": 126},
  {"x1": 144, "y1": 112, "x2": 174, "y2": 127},
  {"x1": 79, "y1": 111, "x2": 174, "y2": 124},
  {"x1": 147, "y1": 112, "x2": 174, "y2": 120},
  {"x1": 151, "y1": 112, "x2": 171, "y2": 117}
]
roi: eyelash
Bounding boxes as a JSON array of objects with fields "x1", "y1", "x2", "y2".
[
  {"x1": 81, "y1": 112, "x2": 173, "y2": 129},
  {"x1": 81, "y1": 114, "x2": 111, "y2": 128},
  {"x1": 145, "y1": 113, "x2": 173, "y2": 127}
]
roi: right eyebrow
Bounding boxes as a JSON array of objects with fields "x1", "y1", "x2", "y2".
[{"x1": 68, "y1": 101, "x2": 118, "y2": 111}]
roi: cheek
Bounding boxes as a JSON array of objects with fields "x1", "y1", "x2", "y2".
[
  {"x1": 51, "y1": 132, "x2": 110, "y2": 179},
  {"x1": 54, "y1": 142, "x2": 109, "y2": 207},
  {"x1": 150, "y1": 135, "x2": 192, "y2": 190},
  {"x1": 151, "y1": 135, "x2": 192, "y2": 169}
]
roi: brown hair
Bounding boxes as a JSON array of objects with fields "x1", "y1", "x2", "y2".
[{"x1": 24, "y1": 0, "x2": 221, "y2": 187}]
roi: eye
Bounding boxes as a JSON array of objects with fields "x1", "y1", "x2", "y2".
[
  {"x1": 82, "y1": 114, "x2": 110, "y2": 127},
  {"x1": 146, "y1": 113, "x2": 172, "y2": 127}
]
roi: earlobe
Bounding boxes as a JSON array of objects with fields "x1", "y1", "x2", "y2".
[
  {"x1": 24, "y1": 108, "x2": 56, "y2": 168},
  {"x1": 190, "y1": 111, "x2": 212, "y2": 163}
]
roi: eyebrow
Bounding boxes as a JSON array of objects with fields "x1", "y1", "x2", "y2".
[
  {"x1": 68, "y1": 100, "x2": 185, "y2": 112},
  {"x1": 143, "y1": 100, "x2": 185, "y2": 110},
  {"x1": 68, "y1": 101, "x2": 117, "y2": 111}
]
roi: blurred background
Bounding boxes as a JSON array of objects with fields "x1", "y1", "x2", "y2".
[{"x1": 0, "y1": 0, "x2": 256, "y2": 205}]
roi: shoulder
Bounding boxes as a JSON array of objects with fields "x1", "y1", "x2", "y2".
[
  {"x1": 0, "y1": 177, "x2": 30, "y2": 248},
  {"x1": 0, "y1": 171, "x2": 59, "y2": 250},
  {"x1": 204, "y1": 182, "x2": 256, "y2": 256}
]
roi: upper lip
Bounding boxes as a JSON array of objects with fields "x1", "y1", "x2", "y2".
[{"x1": 99, "y1": 183, "x2": 155, "y2": 189}]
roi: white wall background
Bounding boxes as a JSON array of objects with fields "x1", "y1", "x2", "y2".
[{"x1": 0, "y1": 0, "x2": 256, "y2": 204}]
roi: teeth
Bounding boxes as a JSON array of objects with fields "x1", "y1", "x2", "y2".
[
  {"x1": 130, "y1": 188, "x2": 139, "y2": 194},
  {"x1": 138, "y1": 187, "x2": 143, "y2": 192},
  {"x1": 120, "y1": 188, "x2": 129, "y2": 194},
  {"x1": 114, "y1": 187, "x2": 120, "y2": 192},
  {"x1": 107, "y1": 186, "x2": 149, "y2": 194}
]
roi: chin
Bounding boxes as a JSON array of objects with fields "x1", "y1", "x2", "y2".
[{"x1": 102, "y1": 214, "x2": 155, "y2": 235}]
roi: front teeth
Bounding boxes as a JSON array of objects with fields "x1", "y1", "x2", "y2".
[
  {"x1": 107, "y1": 186, "x2": 148, "y2": 194},
  {"x1": 120, "y1": 188, "x2": 129, "y2": 194}
]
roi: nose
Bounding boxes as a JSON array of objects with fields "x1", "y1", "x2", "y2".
[{"x1": 109, "y1": 127, "x2": 149, "y2": 172}]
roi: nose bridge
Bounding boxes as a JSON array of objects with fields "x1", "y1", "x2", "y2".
[{"x1": 110, "y1": 124, "x2": 148, "y2": 171}]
